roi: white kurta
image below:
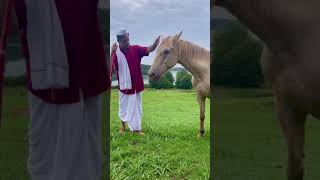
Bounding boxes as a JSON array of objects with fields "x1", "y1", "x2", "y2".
[
  {"x1": 27, "y1": 92, "x2": 102, "y2": 180},
  {"x1": 118, "y1": 91, "x2": 142, "y2": 131}
]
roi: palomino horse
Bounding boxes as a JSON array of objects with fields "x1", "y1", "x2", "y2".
[
  {"x1": 215, "y1": 1, "x2": 320, "y2": 179},
  {"x1": 148, "y1": 32, "x2": 210, "y2": 137}
]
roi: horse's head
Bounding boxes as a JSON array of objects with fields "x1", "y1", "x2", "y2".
[{"x1": 148, "y1": 31, "x2": 182, "y2": 81}]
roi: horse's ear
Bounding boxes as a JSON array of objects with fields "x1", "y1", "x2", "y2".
[{"x1": 173, "y1": 31, "x2": 183, "y2": 46}]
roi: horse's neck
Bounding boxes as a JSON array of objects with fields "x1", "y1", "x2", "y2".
[
  {"x1": 225, "y1": 1, "x2": 283, "y2": 52},
  {"x1": 176, "y1": 41, "x2": 210, "y2": 80},
  {"x1": 225, "y1": 0, "x2": 320, "y2": 54}
]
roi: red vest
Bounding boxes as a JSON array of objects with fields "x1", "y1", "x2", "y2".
[
  {"x1": 112, "y1": 45, "x2": 149, "y2": 94},
  {"x1": 14, "y1": 0, "x2": 110, "y2": 104}
]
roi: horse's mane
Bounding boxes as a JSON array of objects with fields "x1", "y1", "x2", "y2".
[{"x1": 161, "y1": 36, "x2": 210, "y2": 62}]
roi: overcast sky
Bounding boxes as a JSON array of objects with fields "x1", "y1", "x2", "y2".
[{"x1": 110, "y1": 0, "x2": 210, "y2": 65}]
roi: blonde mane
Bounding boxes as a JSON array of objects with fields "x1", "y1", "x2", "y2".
[{"x1": 160, "y1": 36, "x2": 210, "y2": 62}]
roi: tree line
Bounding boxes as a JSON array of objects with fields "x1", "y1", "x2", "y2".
[{"x1": 212, "y1": 22, "x2": 264, "y2": 88}]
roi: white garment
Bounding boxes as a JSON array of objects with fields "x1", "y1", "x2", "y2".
[
  {"x1": 118, "y1": 91, "x2": 142, "y2": 131},
  {"x1": 116, "y1": 48, "x2": 132, "y2": 90},
  {"x1": 26, "y1": 0, "x2": 69, "y2": 90},
  {"x1": 27, "y1": 92, "x2": 102, "y2": 180}
]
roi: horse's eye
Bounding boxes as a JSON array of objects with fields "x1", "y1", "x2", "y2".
[{"x1": 163, "y1": 49, "x2": 170, "y2": 55}]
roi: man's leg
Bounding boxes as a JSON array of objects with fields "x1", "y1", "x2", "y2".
[
  {"x1": 118, "y1": 91, "x2": 129, "y2": 134},
  {"x1": 81, "y1": 93, "x2": 103, "y2": 180},
  {"x1": 28, "y1": 92, "x2": 102, "y2": 180},
  {"x1": 118, "y1": 91, "x2": 143, "y2": 135},
  {"x1": 27, "y1": 92, "x2": 58, "y2": 180},
  {"x1": 131, "y1": 92, "x2": 144, "y2": 136},
  {"x1": 50, "y1": 93, "x2": 102, "y2": 180},
  {"x1": 119, "y1": 121, "x2": 126, "y2": 134}
]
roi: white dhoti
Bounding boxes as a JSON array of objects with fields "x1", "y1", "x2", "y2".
[
  {"x1": 27, "y1": 92, "x2": 102, "y2": 180},
  {"x1": 118, "y1": 91, "x2": 142, "y2": 131}
]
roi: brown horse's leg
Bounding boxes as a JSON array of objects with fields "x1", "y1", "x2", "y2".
[
  {"x1": 197, "y1": 93, "x2": 206, "y2": 137},
  {"x1": 276, "y1": 98, "x2": 306, "y2": 180}
]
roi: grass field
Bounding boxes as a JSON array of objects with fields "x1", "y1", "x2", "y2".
[
  {"x1": 213, "y1": 88, "x2": 320, "y2": 180},
  {"x1": 0, "y1": 87, "x2": 29, "y2": 180},
  {"x1": 110, "y1": 89, "x2": 210, "y2": 179},
  {"x1": 0, "y1": 87, "x2": 109, "y2": 180}
]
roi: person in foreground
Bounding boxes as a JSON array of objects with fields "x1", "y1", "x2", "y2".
[
  {"x1": 111, "y1": 28, "x2": 159, "y2": 136},
  {"x1": 14, "y1": 0, "x2": 110, "y2": 179}
]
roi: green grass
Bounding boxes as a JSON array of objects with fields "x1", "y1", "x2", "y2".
[
  {"x1": 213, "y1": 88, "x2": 320, "y2": 180},
  {"x1": 110, "y1": 89, "x2": 210, "y2": 179},
  {"x1": 0, "y1": 87, "x2": 29, "y2": 180},
  {"x1": 0, "y1": 87, "x2": 109, "y2": 180}
]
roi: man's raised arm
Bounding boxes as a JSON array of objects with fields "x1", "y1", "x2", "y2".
[
  {"x1": 147, "y1": 36, "x2": 160, "y2": 53},
  {"x1": 109, "y1": 43, "x2": 118, "y2": 79}
]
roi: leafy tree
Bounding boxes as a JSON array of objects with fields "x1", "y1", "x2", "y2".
[
  {"x1": 212, "y1": 23, "x2": 264, "y2": 87},
  {"x1": 149, "y1": 72, "x2": 174, "y2": 89},
  {"x1": 176, "y1": 70, "x2": 192, "y2": 89}
]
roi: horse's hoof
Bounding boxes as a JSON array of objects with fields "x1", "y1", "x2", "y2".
[
  {"x1": 200, "y1": 129, "x2": 205, "y2": 135},
  {"x1": 197, "y1": 129, "x2": 205, "y2": 138},
  {"x1": 197, "y1": 133, "x2": 204, "y2": 138}
]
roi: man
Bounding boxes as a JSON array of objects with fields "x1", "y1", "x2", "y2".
[
  {"x1": 111, "y1": 28, "x2": 159, "y2": 136},
  {"x1": 13, "y1": 0, "x2": 110, "y2": 179}
]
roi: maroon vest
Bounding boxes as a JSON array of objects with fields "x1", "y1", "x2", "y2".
[
  {"x1": 112, "y1": 45, "x2": 149, "y2": 94},
  {"x1": 14, "y1": 0, "x2": 110, "y2": 104}
]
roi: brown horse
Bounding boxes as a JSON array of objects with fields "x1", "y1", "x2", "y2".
[
  {"x1": 215, "y1": 1, "x2": 320, "y2": 179},
  {"x1": 148, "y1": 31, "x2": 210, "y2": 137}
]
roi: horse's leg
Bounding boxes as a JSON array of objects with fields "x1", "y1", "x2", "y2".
[
  {"x1": 275, "y1": 97, "x2": 306, "y2": 180},
  {"x1": 197, "y1": 92, "x2": 206, "y2": 137}
]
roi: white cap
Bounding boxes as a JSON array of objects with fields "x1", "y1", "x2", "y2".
[{"x1": 117, "y1": 28, "x2": 128, "y2": 36}]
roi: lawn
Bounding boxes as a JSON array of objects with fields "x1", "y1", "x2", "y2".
[
  {"x1": 0, "y1": 87, "x2": 29, "y2": 180},
  {"x1": 110, "y1": 89, "x2": 210, "y2": 179},
  {"x1": 213, "y1": 88, "x2": 320, "y2": 180}
]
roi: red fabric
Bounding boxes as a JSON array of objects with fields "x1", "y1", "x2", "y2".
[
  {"x1": 13, "y1": 0, "x2": 110, "y2": 104},
  {"x1": 111, "y1": 45, "x2": 149, "y2": 94}
]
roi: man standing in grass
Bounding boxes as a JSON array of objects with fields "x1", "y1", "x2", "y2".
[
  {"x1": 13, "y1": 0, "x2": 109, "y2": 179},
  {"x1": 111, "y1": 28, "x2": 159, "y2": 136}
]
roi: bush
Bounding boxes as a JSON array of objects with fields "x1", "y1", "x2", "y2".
[
  {"x1": 175, "y1": 70, "x2": 192, "y2": 89},
  {"x1": 212, "y1": 23, "x2": 264, "y2": 87},
  {"x1": 149, "y1": 72, "x2": 174, "y2": 89},
  {"x1": 165, "y1": 71, "x2": 174, "y2": 84}
]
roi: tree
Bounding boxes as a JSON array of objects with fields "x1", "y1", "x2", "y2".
[
  {"x1": 175, "y1": 70, "x2": 192, "y2": 89},
  {"x1": 165, "y1": 71, "x2": 174, "y2": 84},
  {"x1": 212, "y1": 23, "x2": 264, "y2": 87},
  {"x1": 149, "y1": 72, "x2": 174, "y2": 89}
]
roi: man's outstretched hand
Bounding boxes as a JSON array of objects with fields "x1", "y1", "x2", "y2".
[
  {"x1": 154, "y1": 36, "x2": 160, "y2": 47},
  {"x1": 111, "y1": 43, "x2": 118, "y2": 52},
  {"x1": 147, "y1": 36, "x2": 160, "y2": 53}
]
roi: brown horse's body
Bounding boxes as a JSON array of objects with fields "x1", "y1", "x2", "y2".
[
  {"x1": 215, "y1": 1, "x2": 320, "y2": 179},
  {"x1": 148, "y1": 32, "x2": 210, "y2": 136}
]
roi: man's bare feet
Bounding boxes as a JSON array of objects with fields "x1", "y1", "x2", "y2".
[
  {"x1": 132, "y1": 130, "x2": 145, "y2": 136},
  {"x1": 119, "y1": 121, "x2": 126, "y2": 134},
  {"x1": 119, "y1": 127, "x2": 126, "y2": 134}
]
